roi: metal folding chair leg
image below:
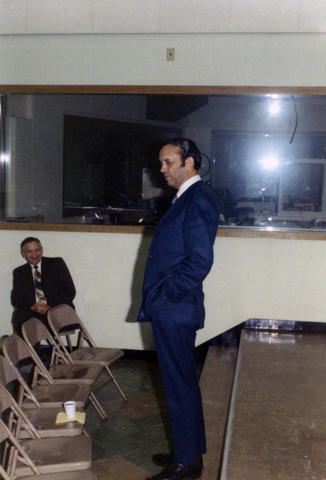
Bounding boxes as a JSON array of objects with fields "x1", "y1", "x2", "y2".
[
  {"x1": 104, "y1": 365, "x2": 128, "y2": 401},
  {"x1": 89, "y1": 392, "x2": 108, "y2": 420}
]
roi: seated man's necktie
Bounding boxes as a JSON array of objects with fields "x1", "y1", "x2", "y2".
[{"x1": 33, "y1": 265, "x2": 47, "y2": 304}]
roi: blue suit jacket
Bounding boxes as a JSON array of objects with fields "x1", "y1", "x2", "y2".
[{"x1": 138, "y1": 180, "x2": 219, "y2": 329}]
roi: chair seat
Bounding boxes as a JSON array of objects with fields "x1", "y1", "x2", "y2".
[
  {"x1": 23, "y1": 383, "x2": 89, "y2": 409},
  {"x1": 22, "y1": 468, "x2": 97, "y2": 480},
  {"x1": 47, "y1": 305, "x2": 127, "y2": 402},
  {"x1": 20, "y1": 407, "x2": 84, "y2": 438},
  {"x1": 71, "y1": 347, "x2": 124, "y2": 366},
  {"x1": 15, "y1": 435, "x2": 92, "y2": 476},
  {"x1": 37, "y1": 364, "x2": 102, "y2": 385}
]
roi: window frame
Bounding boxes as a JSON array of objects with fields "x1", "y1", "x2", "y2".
[{"x1": 2, "y1": 84, "x2": 326, "y2": 240}]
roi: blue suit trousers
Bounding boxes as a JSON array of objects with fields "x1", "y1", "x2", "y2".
[{"x1": 151, "y1": 300, "x2": 206, "y2": 466}]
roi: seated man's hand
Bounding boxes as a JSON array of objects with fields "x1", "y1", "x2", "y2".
[{"x1": 31, "y1": 302, "x2": 49, "y2": 315}]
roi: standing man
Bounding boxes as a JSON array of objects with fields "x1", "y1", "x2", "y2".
[
  {"x1": 11, "y1": 237, "x2": 76, "y2": 335},
  {"x1": 138, "y1": 138, "x2": 219, "y2": 480}
]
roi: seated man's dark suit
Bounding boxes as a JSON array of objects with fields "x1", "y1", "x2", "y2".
[
  {"x1": 138, "y1": 180, "x2": 219, "y2": 467},
  {"x1": 11, "y1": 256, "x2": 76, "y2": 334}
]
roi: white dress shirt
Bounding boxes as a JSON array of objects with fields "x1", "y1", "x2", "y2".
[{"x1": 176, "y1": 175, "x2": 201, "y2": 199}]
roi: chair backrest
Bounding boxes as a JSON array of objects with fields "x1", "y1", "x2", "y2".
[
  {"x1": 0, "y1": 463, "x2": 11, "y2": 480},
  {"x1": 4, "y1": 332, "x2": 51, "y2": 385},
  {"x1": 0, "y1": 401, "x2": 40, "y2": 478},
  {"x1": 22, "y1": 317, "x2": 69, "y2": 368},
  {"x1": 0, "y1": 355, "x2": 19, "y2": 387},
  {"x1": 2, "y1": 336, "x2": 42, "y2": 407},
  {"x1": 48, "y1": 304, "x2": 96, "y2": 353},
  {"x1": 2, "y1": 334, "x2": 31, "y2": 365},
  {"x1": 0, "y1": 381, "x2": 14, "y2": 412},
  {"x1": 0, "y1": 419, "x2": 13, "y2": 479},
  {"x1": 0, "y1": 384, "x2": 39, "y2": 439},
  {"x1": 0, "y1": 335, "x2": 9, "y2": 352},
  {"x1": 22, "y1": 317, "x2": 51, "y2": 346},
  {"x1": 0, "y1": 418, "x2": 39, "y2": 477},
  {"x1": 0, "y1": 355, "x2": 20, "y2": 412},
  {"x1": 48, "y1": 304, "x2": 81, "y2": 333}
]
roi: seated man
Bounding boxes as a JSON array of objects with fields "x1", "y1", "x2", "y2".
[{"x1": 11, "y1": 237, "x2": 76, "y2": 335}]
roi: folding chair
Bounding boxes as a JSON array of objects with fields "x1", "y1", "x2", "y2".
[
  {"x1": 22, "y1": 318, "x2": 103, "y2": 385},
  {"x1": 0, "y1": 463, "x2": 97, "y2": 480},
  {"x1": 0, "y1": 355, "x2": 84, "y2": 438},
  {"x1": 21, "y1": 320, "x2": 108, "y2": 420},
  {"x1": 0, "y1": 401, "x2": 92, "y2": 477},
  {"x1": 2, "y1": 335, "x2": 98, "y2": 416},
  {"x1": 48, "y1": 304, "x2": 127, "y2": 400},
  {"x1": 21, "y1": 472, "x2": 98, "y2": 480}
]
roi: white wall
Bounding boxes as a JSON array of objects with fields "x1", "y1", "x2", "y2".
[
  {"x1": 1, "y1": 33, "x2": 326, "y2": 87},
  {"x1": 1, "y1": 229, "x2": 326, "y2": 349},
  {"x1": 1, "y1": 0, "x2": 326, "y2": 88},
  {"x1": 1, "y1": 0, "x2": 326, "y2": 35},
  {"x1": 1, "y1": 0, "x2": 326, "y2": 349}
]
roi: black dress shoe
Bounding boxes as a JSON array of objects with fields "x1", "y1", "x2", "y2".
[
  {"x1": 152, "y1": 454, "x2": 203, "y2": 469},
  {"x1": 152, "y1": 453, "x2": 175, "y2": 467},
  {"x1": 146, "y1": 461, "x2": 202, "y2": 480}
]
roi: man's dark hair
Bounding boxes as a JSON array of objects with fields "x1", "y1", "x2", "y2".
[
  {"x1": 20, "y1": 237, "x2": 41, "y2": 251},
  {"x1": 169, "y1": 138, "x2": 202, "y2": 170}
]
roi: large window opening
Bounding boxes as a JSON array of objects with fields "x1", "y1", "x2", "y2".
[{"x1": 2, "y1": 91, "x2": 326, "y2": 230}]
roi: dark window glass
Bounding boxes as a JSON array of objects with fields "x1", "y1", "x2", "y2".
[{"x1": 2, "y1": 93, "x2": 326, "y2": 230}]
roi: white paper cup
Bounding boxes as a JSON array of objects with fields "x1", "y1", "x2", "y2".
[{"x1": 64, "y1": 401, "x2": 76, "y2": 419}]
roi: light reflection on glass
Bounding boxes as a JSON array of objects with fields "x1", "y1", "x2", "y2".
[
  {"x1": 260, "y1": 156, "x2": 279, "y2": 170},
  {"x1": 269, "y1": 101, "x2": 281, "y2": 116}
]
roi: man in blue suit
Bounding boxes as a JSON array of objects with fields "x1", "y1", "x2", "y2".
[{"x1": 138, "y1": 138, "x2": 219, "y2": 480}]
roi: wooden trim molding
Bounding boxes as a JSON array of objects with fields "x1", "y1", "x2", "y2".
[
  {"x1": 2, "y1": 85, "x2": 326, "y2": 95},
  {"x1": 218, "y1": 227, "x2": 326, "y2": 240},
  {"x1": 1, "y1": 222, "x2": 326, "y2": 240},
  {"x1": 0, "y1": 222, "x2": 148, "y2": 234}
]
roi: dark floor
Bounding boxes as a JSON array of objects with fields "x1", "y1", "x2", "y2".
[
  {"x1": 85, "y1": 346, "x2": 214, "y2": 479},
  {"x1": 86, "y1": 354, "x2": 172, "y2": 478}
]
